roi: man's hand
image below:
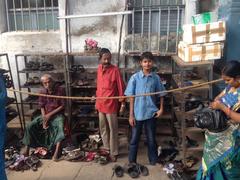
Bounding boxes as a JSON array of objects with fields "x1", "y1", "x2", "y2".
[
  {"x1": 42, "y1": 113, "x2": 51, "y2": 129},
  {"x1": 154, "y1": 109, "x2": 163, "y2": 118},
  {"x1": 129, "y1": 116, "x2": 135, "y2": 127}
]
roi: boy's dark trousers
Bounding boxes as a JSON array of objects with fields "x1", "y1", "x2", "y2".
[{"x1": 128, "y1": 118, "x2": 158, "y2": 164}]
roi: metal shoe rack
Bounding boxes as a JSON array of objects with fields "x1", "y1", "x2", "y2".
[
  {"x1": 0, "y1": 53, "x2": 23, "y2": 132},
  {"x1": 171, "y1": 55, "x2": 213, "y2": 170},
  {"x1": 14, "y1": 53, "x2": 68, "y2": 130}
]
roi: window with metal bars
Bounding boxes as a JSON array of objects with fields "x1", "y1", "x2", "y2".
[
  {"x1": 5, "y1": 0, "x2": 59, "y2": 31},
  {"x1": 126, "y1": 0, "x2": 185, "y2": 53}
]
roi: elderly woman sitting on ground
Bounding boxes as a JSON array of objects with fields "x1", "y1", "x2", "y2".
[{"x1": 22, "y1": 74, "x2": 65, "y2": 160}]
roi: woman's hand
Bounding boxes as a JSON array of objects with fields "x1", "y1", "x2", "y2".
[
  {"x1": 210, "y1": 100, "x2": 225, "y2": 110},
  {"x1": 129, "y1": 116, "x2": 135, "y2": 127}
]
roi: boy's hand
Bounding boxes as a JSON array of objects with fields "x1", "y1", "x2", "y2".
[
  {"x1": 119, "y1": 104, "x2": 125, "y2": 115},
  {"x1": 129, "y1": 116, "x2": 135, "y2": 127},
  {"x1": 154, "y1": 109, "x2": 163, "y2": 118}
]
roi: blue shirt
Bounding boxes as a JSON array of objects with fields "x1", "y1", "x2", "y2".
[{"x1": 124, "y1": 70, "x2": 166, "y2": 121}]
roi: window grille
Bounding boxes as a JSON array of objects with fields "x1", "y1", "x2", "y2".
[
  {"x1": 5, "y1": 0, "x2": 59, "y2": 31},
  {"x1": 126, "y1": 0, "x2": 185, "y2": 54}
]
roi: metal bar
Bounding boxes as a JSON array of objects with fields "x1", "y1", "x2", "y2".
[
  {"x1": 133, "y1": 4, "x2": 185, "y2": 8},
  {"x1": 148, "y1": 1, "x2": 152, "y2": 51},
  {"x1": 134, "y1": 7, "x2": 181, "y2": 12},
  {"x1": 141, "y1": 7, "x2": 144, "y2": 37},
  {"x1": 6, "y1": 54, "x2": 24, "y2": 133},
  {"x1": 175, "y1": 6, "x2": 180, "y2": 52},
  {"x1": 5, "y1": 0, "x2": 10, "y2": 31},
  {"x1": 44, "y1": 0, "x2": 47, "y2": 30},
  {"x1": 157, "y1": 7, "x2": 161, "y2": 51},
  {"x1": 9, "y1": 7, "x2": 58, "y2": 11},
  {"x1": 15, "y1": 55, "x2": 26, "y2": 130},
  {"x1": 51, "y1": 0, "x2": 55, "y2": 30},
  {"x1": 68, "y1": 20, "x2": 72, "y2": 52},
  {"x1": 28, "y1": 0, "x2": 32, "y2": 30},
  {"x1": 166, "y1": 6, "x2": 170, "y2": 52},
  {"x1": 131, "y1": 8, "x2": 135, "y2": 51},
  {"x1": 36, "y1": 0, "x2": 39, "y2": 30},
  {"x1": 20, "y1": 0, "x2": 25, "y2": 31},
  {"x1": 12, "y1": 0, "x2": 17, "y2": 31},
  {"x1": 58, "y1": 11, "x2": 133, "y2": 19}
]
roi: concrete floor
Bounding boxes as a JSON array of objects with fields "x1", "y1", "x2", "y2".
[{"x1": 6, "y1": 135, "x2": 170, "y2": 180}]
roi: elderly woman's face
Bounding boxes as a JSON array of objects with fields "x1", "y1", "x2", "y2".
[{"x1": 42, "y1": 77, "x2": 53, "y2": 90}]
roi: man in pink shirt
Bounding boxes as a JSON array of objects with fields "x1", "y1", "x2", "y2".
[{"x1": 96, "y1": 48, "x2": 125, "y2": 162}]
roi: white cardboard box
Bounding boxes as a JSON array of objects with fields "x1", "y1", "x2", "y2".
[
  {"x1": 183, "y1": 21, "x2": 226, "y2": 44},
  {"x1": 178, "y1": 41, "x2": 224, "y2": 62}
]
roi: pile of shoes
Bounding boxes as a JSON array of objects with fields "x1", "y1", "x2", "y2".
[
  {"x1": 24, "y1": 77, "x2": 41, "y2": 86},
  {"x1": 6, "y1": 97, "x2": 15, "y2": 106},
  {"x1": 185, "y1": 94, "x2": 204, "y2": 112},
  {"x1": 3, "y1": 74, "x2": 13, "y2": 88},
  {"x1": 25, "y1": 61, "x2": 54, "y2": 71},
  {"x1": 185, "y1": 136, "x2": 199, "y2": 148},
  {"x1": 69, "y1": 64, "x2": 85, "y2": 73},
  {"x1": 62, "y1": 145, "x2": 110, "y2": 164},
  {"x1": 6, "y1": 107, "x2": 18, "y2": 122},
  {"x1": 39, "y1": 62, "x2": 54, "y2": 71},
  {"x1": 25, "y1": 61, "x2": 40, "y2": 70},
  {"x1": 24, "y1": 95, "x2": 39, "y2": 103},
  {"x1": 5, "y1": 147, "x2": 41, "y2": 172},
  {"x1": 112, "y1": 163, "x2": 149, "y2": 178}
]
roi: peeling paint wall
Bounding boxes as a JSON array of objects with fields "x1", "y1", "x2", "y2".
[{"x1": 65, "y1": 0, "x2": 126, "y2": 52}]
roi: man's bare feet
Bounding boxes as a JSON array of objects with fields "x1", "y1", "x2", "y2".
[{"x1": 22, "y1": 146, "x2": 30, "y2": 157}]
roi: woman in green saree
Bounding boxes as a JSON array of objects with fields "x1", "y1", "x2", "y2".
[{"x1": 197, "y1": 60, "x2": 240, "y2": 180}]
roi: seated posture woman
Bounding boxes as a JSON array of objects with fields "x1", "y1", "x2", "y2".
[
  {"x1": 197, "y1": 60, "x2": 240, "y2": 180},
  {"x1": 22, "y1": 74, "x2": 65, "y2": 161}
]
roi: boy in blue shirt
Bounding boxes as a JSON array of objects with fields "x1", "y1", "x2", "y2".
[{"x1": 125, "y1": 52, "x2": 166, "y2": 165}]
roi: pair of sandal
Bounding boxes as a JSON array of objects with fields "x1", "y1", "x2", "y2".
[
  {"x1": 70, "y1": 64, "x2": 85, "y2": 73},
  {"x1": 113, "y1": 163, "x2": 149, "y2": 178},
  {"x1": 64, "y1": 149, "x2": 85, "y2": 161},
  {"x1": 25, "y1": 61, "x2": 40, "y2": 70},
  {"x1": 25, "y1": 155, "x2": 40, "y2": 171},
  {"x1": 25, "y1": 77, "x2": 40, "y2": 85}
]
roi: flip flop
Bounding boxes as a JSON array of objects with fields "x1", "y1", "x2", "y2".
[
  {"x1": 112, "y1": 164, "x2": 124, "y2": 177},
  {"x1": 98, "y1": 156, "x2": 108, "y2": 165},
  {"x1": 124, "y1": 163, "x2": 139, "y2": 178},
  {"x1": 137, "y1": 164, "x2": 149, "y2": 176}
]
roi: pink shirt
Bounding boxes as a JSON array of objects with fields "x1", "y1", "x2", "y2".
[{"x1": 96, "y1": 64, "x2": 125, "y2": 113}]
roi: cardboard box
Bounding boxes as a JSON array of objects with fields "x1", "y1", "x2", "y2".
[
  {"x1": 183, "y1": 21, "x2": 226, "y2": 44},
  {"x1": 178, "y1": 41, "x2": 224, "y2": 62}
]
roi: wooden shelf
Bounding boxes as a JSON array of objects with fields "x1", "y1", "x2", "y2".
[{"x1": 172, "y1": 55, "x2": 213, "y2": 68}]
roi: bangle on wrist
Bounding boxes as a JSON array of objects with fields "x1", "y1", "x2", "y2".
[{"x1": 226, "y1": 107, "x2": 231, "y2": 117}]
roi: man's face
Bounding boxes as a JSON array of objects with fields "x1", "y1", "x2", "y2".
[
  {"x1": 42, "y1": 77, "x2": 53, "y2": 91},
  {"x1": 100, "y1": 53, "x2": 111, "y2": 67}
]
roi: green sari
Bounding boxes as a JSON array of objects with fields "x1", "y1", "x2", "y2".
[{"x1": 197, "y1": 86, "x2": 240, "y2": 180}]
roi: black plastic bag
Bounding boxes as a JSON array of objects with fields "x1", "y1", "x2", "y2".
[{"x1": 194, "y1": 107, "x2": 229, "y2": 133}]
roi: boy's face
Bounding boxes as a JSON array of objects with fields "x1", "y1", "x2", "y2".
[
  {"x1": 140, "y1": 58, "x2": 153, "y2": 71},
  {"x1": 100, "y1": 53, "x2": 111, "y2": 67}
]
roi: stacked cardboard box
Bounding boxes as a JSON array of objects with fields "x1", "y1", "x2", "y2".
[{"x1": 178, "y1": 21, "x2": 225, "y2": 62}]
